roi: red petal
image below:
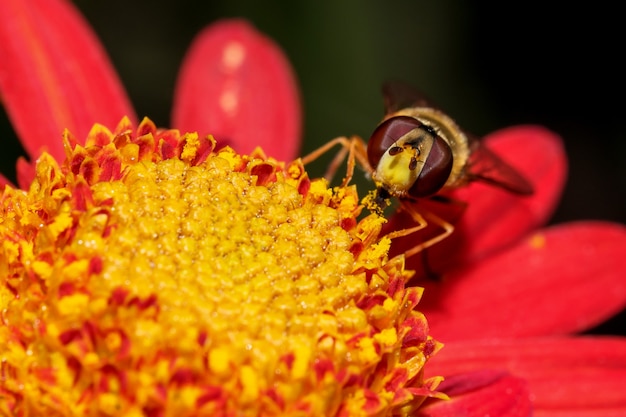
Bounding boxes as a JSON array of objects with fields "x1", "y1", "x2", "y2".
[
  {"x1": 417, "y1": 370, "x2": 532, "y2": 417},
  {"x1": 0, "y1": 174, "x2": 13, "y2": 189},
  {"x1": 426, "y1": 337, "x2": 626, "y2": 416},
  {"x1": 452, "y1": 125, "x2": 567, "y2": 253},
  {"x1": 15, "y1": 157, "x2": 36, "y2": 189},
  {"x1": 0, "y1": 0, "x2": 135, "y2": 161},
  {"x1": 172, "y1": 19, "x2": 301, "y2": 161},
  {"x1": 423, "y1": 221, "x2": 626, "y2": 340},
  {"x1": 389, "y1": 125, "x2": 567, "y2": 277}
]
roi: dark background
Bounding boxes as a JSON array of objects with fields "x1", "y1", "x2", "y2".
[{"x1": 1, "y1": 1, "x2": 624, "y2": 331}]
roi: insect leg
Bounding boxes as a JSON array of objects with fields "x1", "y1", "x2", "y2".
[
  {"x1": 300, "y1": 136, "x2": 370, "y2": 186},
  {"x1": 428, "y1": 194, "x2": 469, "y2": 225},
  {"x1": 385, "y1": 201, "x2": 455, "y2": 258}
]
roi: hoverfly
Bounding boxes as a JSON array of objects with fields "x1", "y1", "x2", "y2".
[{"x1": 301, "y1": 81, "x2": 533, "y2": 258}]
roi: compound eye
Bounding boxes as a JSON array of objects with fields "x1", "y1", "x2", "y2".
[
  {"x1": 367, "y1": 116, "x2": 422, "y2": 168},
  {"x1": 408, "y1": 135, "x2": 453, "y2": 197}
]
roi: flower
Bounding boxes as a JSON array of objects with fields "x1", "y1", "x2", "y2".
[
  {"x1": 1, "y1": 1, "x2": 444, "y2": 415},
  {"x1": 0, "y1": 117, "x2": 444, "y2": 415},
  {"x1": 1, "y1": 1, "x2": 625, "y2": 416}
]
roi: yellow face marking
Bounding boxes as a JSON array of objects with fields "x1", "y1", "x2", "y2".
[
  {"x1": 374, "y1": 145, "x2": 419, "y2": 194},
  {"x1": 372, "y1": 129, "x2": 435, "y2": 196}
]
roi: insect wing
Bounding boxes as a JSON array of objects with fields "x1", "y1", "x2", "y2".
[
  {"x1": 466, "y1": 137, "x2": 534, "y2": 195},
  {"x1": 382, "y1": 80, "x2": 437, "y2": 115}
]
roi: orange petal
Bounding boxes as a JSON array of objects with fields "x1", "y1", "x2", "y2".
[
  {"x1": 417, "y1": 370, "x2": 532, "y2": 417},
  {"x1": 426, "y1": 337, "x2": 626, "y2": 416},
  {"x1": 0, "y1": 0, "x2": 135, "y2": 161},
  {"x1": 422, "y1": 221, "x2": 626, "y2": 340},
  {"x1": 172, "y1": 19, "x2": 301, "y2": 161},
  {"x1": 389, "y1": 125, "x2": 567, "y2": 277}
]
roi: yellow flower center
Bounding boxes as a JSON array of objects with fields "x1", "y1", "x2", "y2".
[{"x1": 0, "y1": 117, "x2": 444, "y2": 416}]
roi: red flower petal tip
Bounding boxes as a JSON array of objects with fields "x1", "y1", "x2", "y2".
[
  {"x1": 172, "y1": 19, "x2": 301, "y2": 161},
  {"x1": 0, "y1": 0, "x2": 136, "y2": 163}
]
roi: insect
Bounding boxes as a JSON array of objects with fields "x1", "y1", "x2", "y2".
[{"x1": 301, "y1": 81, "x2": 533, "y2": 258}]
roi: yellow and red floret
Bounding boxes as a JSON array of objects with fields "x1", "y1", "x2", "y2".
[{"x1": 0, "y1": 117, "x2": 443, "y2": 416}]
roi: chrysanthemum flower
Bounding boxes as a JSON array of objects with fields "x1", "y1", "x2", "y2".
[
  {"x1": 0, "y1": 116, "x2": 445, "y2": 415},
  {"x1": 1, "y1": 1, "x2": 444, "y2": 415},
  {"x1": 1, "y1": 1, "x2": 625, "y2": 416}
]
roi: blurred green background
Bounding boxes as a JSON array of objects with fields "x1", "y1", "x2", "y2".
[{"x1": 0, "y1": 1, "x2": 624, "y2": 331}]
